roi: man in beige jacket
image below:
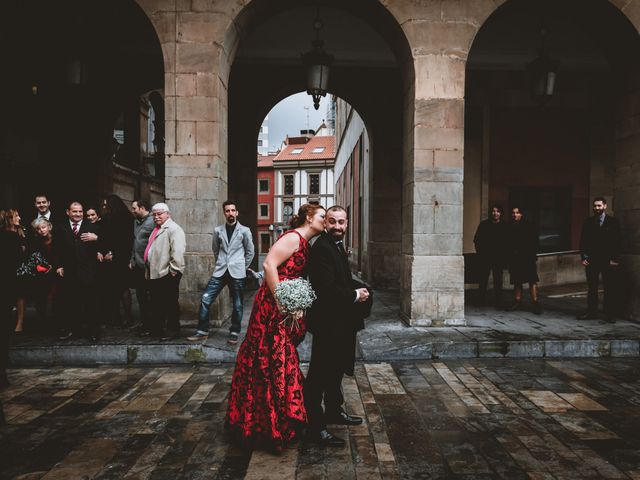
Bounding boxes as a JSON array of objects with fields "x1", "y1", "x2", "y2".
[{"x1": 145, "y1": 202, "x2": 186, "y2": 340}]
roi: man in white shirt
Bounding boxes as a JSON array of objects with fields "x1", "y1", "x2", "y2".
[{"x1": 33, "y1": 194, "x2": 55, "y2": 225}]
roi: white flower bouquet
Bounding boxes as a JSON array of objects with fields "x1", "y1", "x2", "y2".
[{"x1": 274, "y1": 278, "x2": 317, "y2": 331}]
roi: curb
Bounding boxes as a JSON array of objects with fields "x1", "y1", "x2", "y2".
[{"x1": 9, "y1": 338, "x2": 640, "y2": 366}]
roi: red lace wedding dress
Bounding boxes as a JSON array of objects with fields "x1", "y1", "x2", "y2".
[{"x1": 226, "y1": 230, "x2": 308, "y2": 451}]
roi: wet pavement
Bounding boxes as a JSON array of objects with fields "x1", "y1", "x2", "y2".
[
  {"x1": 9, "y1": 284, "x2": 640, "y2": 365},
  {"x1": 3, "y1": 358, "x2": 640, "y2": 479}
]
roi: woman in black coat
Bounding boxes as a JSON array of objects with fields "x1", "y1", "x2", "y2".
[
  {"x1": 0, "y1": 218, "x2": 23, "y2": 390},
  {"x1": 98, "y1": 195, "x2": 134, "y2": 326},
  {"x1": 506, "y1": 207, "x2": 542, "y2": 314},
  {"x1": 29, "y1": 218, "x2": 58, "y2": 329}
]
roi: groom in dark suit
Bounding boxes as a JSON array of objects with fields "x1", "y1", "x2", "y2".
[
  {"x1": 54, "y1": 201, "x2": 100, "y2": 340},
  {"x1": 305, "y1": 205, "x2": 372, "y2": 447}
]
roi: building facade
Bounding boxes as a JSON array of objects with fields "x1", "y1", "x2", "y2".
[
  {"x1": 256, "y1": 153, "x2": 276, "y2": 259},
  {"x1": 334, "y1": 97, "x2": 370, "y2": 278},
  {"x1": 272, "y1": 130, "x2": 335, "y2": 235},
  {"x1": 5, "y1": 0, "x2": 640, "y2": 325}
]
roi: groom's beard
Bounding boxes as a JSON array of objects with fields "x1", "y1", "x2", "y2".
[{"x1": 328, "y1": 230, "x2": 345, "y2": 241}]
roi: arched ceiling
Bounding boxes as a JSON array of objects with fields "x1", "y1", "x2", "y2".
[
  {"x1": 468, "y1": 0, "x2": 640, "y2": 73},
  {"x1": 234, "y1": 6, "x2": 397, "y2": 68}
]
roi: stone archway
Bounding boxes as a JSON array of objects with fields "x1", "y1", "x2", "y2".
[
  {"x1": 226, "y1": 1, "x2": 417, "y2": 323},
  {"x1": 0, "y1": 0, "x2": 164, "y2": 215},
  {"x1": 463, "y1": 0, "x2": 640, "y2": 318},
  {"x1": 137, "y1": 0, "x2": 640, "y2": 324}
]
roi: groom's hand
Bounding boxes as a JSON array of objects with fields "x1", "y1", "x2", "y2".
[{"x1": 356, "y1": 288, "x2": 370, "y2": 302}]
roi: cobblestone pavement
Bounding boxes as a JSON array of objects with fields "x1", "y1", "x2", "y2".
[{"x1": 2, "y1": 359, "x2": 640, "y2": 479}]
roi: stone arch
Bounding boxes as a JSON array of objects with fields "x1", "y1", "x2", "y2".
[
  {"x1": 0, "y1": 0, "x2": 164, "y2": 214},
  {"x1": 463, "y1": 0, "x2": 640, "y2": 317},
  {"x1": 226, "y1": 1, "x2": 415, "y2": 308}
]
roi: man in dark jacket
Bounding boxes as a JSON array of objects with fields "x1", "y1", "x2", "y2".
[
  {"x1": 54, "y1": 201, "x2": 100, "y2": 340},
  {"x1": 578, "y1": 197, "x2": 621, "y2": 320},
  {"x1": 473, "y1": 205, "x2": 508, "y2": 307},
  {"x1": 129, "y1": 199, "x2": 154, "y2": 334},
  {"x1": 305, "y1": 205, "x2": 372, "y2": 447}
]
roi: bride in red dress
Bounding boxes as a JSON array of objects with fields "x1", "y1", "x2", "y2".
[{"x1": 226, "y1": 203, "x2": 326, "y2": 451}]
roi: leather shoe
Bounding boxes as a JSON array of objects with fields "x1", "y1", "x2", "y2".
[
  {"x1": 58, "y1": 331, "x2": 73, "y2": 341},
  {"x1": 577, "y1": 311, "x2": 597, "y2": 320},
  {"x1": 307, "y1": 429, "x2": 345, "y2": 447},
  {"x1": 160, "y1": 331, "x2": 180, "y2": 341},
  {"x1": 325, "y1": 411, "x2": 363, "y2": 426}
]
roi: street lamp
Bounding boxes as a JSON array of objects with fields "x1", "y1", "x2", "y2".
[
  {"x1": 527, "y1": 28, "x2": 558, "y2": 102},
  {"x1": 301, "y1": 12, "x2": 333, "y2": 110}
]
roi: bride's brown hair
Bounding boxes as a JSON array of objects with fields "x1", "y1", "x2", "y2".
[{"x1": 288, "y1": 203, "x2": 325, "y2": 229}]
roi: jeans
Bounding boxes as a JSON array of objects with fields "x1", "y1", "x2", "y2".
[{"x1": 197, "y1": 271, "x2": 245, "y2": 334}]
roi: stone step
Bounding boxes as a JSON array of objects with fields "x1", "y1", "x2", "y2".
[{"x1": 9, "y1": 336, "x2": 639, "y2": 366}]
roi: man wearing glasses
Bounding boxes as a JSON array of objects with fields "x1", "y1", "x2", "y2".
[{"x1": 145, "y1": 203, "x2": 186, "y2": 340}]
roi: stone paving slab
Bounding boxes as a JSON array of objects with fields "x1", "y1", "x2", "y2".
[
  {"x1": 8, "y1": 286, "x2": 640, "y2": 365},
  {"x1": 3, "y1": 359, "x2": 640, "y2": 479}
]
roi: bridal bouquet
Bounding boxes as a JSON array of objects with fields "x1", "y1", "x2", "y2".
[{"x1": 274, "y1": 278, "x2": 316, "y2": 331}]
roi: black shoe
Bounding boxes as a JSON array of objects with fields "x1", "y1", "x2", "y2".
[
  {"x1": 505, "y1": 301, "x2": 520, "y2": 312},
  {"x1": 160, "y1": 331, "x2": 180, "y2": 341},
  {"x1": 58, "y1": 331, "x2": 73, "y2": 341},
  {"x1": 532, "y1": 301, "x2": 542, "y2": 315},
  {"x1": 577, "y1": 311, "x2": 597, "y2": 320},
  {"x1": 307, "y1": 429, "x2": 345, "y2": 447},
  {"x1": 325, "y1": 411, "x2": 363, "y2": 426},
  {"x1": 604, "y1": 314, "x2": 616, "y2": 323}
]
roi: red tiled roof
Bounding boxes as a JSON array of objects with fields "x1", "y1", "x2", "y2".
[
  {"x1": 257, "y1": 153, "x2": 276, "y2": 167},
  {"x1": 274, "y1": 136, "x2": 335, "y2": 162}
]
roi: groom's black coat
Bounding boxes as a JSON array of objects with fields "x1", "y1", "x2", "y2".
[{"x1": 307, "y1": 231, "x2": 371, "y2": 376}]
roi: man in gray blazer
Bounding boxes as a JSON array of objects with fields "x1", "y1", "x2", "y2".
[{"x1": 188, "y1": 200, "x2": 254, "y2": 344}]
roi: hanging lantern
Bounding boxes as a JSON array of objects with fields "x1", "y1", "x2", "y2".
[
  {"x1": 301, "y1": 15, "x2": 334, "y2": 110},
  {"x1": 527, "y1": 29, "x2": 558, "y2": 102}
]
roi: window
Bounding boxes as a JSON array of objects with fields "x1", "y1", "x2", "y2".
[
  {"x1": 284, "y1": 174, "x2": 294, "y2": 195},
  {"x1": 309, "y1": 173, "x2": 320, "y2": 195},
  {"x1": 509, "y1": 187, "x2": 571, "y2": 253},
  {"x1": 258, "y1": 178, "x2": 269, "y2": 193},
  {"x1": 260, "y1": 233, "x2": 271, "y2": 253},
  {"x1": 257, "y1": 139, "x2": 263, "y2": 146},
  {"x1": 259, "y1": 204, "x2": 269, "y2": 218},
  {"x1": 283, "y1": 201, "x2": 294, "y2": 224},
  {"x1": 312, "y1": 147, "x2": 325, "y2": 153},
  {"x1": 291, "y1": 148, "x2": 303, "y2": 154}
]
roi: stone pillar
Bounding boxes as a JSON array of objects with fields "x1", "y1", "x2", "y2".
[
  {"x1": 382, "y1": 0, "x2": 508, "y2": 326},
  {"x1": 612, "y1": 0, "x2": 640, "y2": 318},
  {"x1": 138, "y1": 0, "x2": 242, "y2": 322},
  {"x1": 615, "y1": 83, "x2": 640, "y2": 319}
]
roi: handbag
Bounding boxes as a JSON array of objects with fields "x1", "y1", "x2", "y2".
[{"x1": 17, "y1": 251, "x2": 51, "y2": 278}]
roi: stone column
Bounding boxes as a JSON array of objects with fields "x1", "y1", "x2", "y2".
[
  {"x1": 385, "y1": 0, "x2": 506, "y2": 326},
  {"x1": 138, "y1": 0, "x2": 242, "y2": 322},
  {"x1": 612, "y1": 0, "x2": 640, "y2": 318},
  {"x1": 615, "y1": 84, "x2": 640, "y2": 319}
]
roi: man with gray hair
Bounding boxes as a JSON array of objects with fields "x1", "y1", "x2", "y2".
[{"x1": 145, "y1": 202, "x2": 186, "y2": 340}]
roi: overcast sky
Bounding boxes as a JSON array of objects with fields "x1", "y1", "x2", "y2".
[{"x1": 265, "y1": 92, "x2": 329, "y2": 153}]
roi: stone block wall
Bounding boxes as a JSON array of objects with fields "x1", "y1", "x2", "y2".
[
  {"x1": 133, "y1": 0, "x2": 640, "y2": 325},
  {"x1": 384, "y1": 0, "x2": 505, "y2": 325}
]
